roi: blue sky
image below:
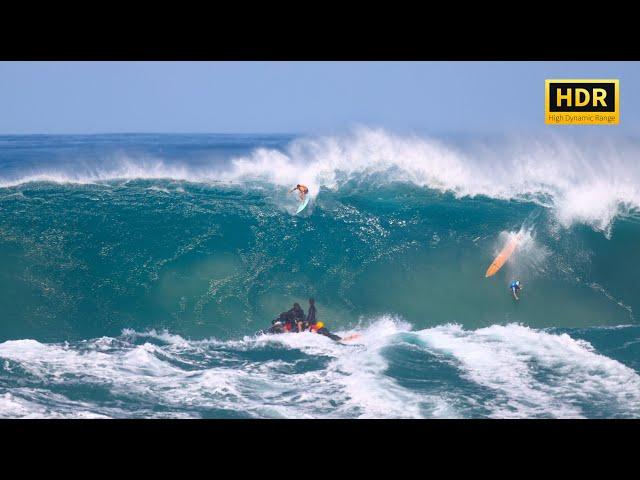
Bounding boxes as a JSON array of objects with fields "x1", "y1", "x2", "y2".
[{"x1": 1, "y1": 61, "x2": 638, "y2": 134}]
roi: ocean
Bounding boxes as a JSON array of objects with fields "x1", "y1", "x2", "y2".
[{"x1": 1, "y1": 129, "x2": 639, "y2": 418}]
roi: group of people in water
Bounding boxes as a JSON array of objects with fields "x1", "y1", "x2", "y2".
[{"x1": 259, "y1": 298, "x2": 343, "y2": 341}]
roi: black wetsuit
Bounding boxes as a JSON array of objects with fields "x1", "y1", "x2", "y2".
[
  {"x1": 273, "y1": 312, "x2": 290, "y2": 325},
  {"x1": 259, "y1": 311, "x2": 291, "y2": 336},
  {"x1": 301, "y1": 304, "x2": 316, "y2": 332},
  {"x1": 306, "y1": 304, "x2": 316, "y2": 324},
  {"x1": 289, "y1": 305, "x2": 305, "y2": 331},
  {"x1": 292, "y1": 305, "x2": 305, "y2": 321},
  {"x1": 265, "y1": 306, "x2": 305, "y2": 333}
]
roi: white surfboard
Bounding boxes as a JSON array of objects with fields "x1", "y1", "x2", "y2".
[{"x1": 296, "y1": 196, "x2": 310, "y2": 214}]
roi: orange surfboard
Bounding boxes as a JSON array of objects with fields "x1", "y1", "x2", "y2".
[{"x1": 485, "y1": 234, "x2": 520, "y2": 277}]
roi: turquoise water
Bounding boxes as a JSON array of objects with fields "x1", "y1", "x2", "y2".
[{"x1": 1, "y1": 131, "x2": 639, "y2": 418}]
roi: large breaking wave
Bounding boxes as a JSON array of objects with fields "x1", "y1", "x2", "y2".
[
  {"x1": 2, "y1": 128, "x2": 639, "y2": 234},
  {"x1": 1, "y1": 130, "x2": 639, "y2": 418}
]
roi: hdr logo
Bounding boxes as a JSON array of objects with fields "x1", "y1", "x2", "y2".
[{"x1": 545, "y1": 79, "x2": 619, "y2": 125}]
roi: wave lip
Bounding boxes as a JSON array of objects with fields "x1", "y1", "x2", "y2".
[
  {"x1": 2, "y1": 129, "x2": 639, "y2": 232},
  {"x1": 0, "y1": 158, "x2": 204, "y2": 189}
]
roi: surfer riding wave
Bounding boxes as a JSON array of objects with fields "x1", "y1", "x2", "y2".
[{"x1": 290, "y1": 184, "x2": 308, "y2": 202}]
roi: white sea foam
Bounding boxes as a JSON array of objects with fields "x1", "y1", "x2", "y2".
[
  {"x1": 496, "y1": 226, "x2": 551, "y2": 283},
  {"x1": 1, "y1": 319, "x2": 639, "y2": 418},
  {"x1": 220, "y1": 129, "x2": 640, "y2": 234},
  {"x1": 1, "y1": 128, "x2": 638, "y2": 233},
  {"x1": 0, "y1": 391, "x2": 112, "y2": 419},
  {"x1": 0, "y1": 318, "x2": 453, "y2": 419},
  {"x1": 416, "y1": 323, "x2": 640, "y2": 418}
]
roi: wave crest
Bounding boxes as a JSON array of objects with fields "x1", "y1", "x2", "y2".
[{"x1": 2, "y1": 128, "x2": 639, "y2": 233}]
